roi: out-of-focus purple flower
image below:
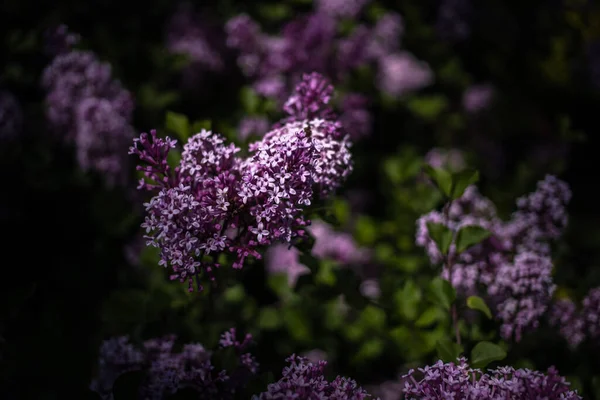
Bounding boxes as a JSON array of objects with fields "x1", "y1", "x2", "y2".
[
  {"x1": 359, "y1": 279, "x2": 381, "y2": 300},
  {"x1": 0, "y1": 91, "x2": 23, "y2": 140},
  {"x1": 366, "y1": 13, "x2": 404, "y2": 60},
  {"x1": 424, "y1": 147, "x2": 466, "y2": 173},
  {"x1": 281, "y1": 72, "x2": 337, "y2": 124},
  {"x1": 463, "y1": 84, "x2": 494, "y2": 113},
  {"x1": 436, "y1": 0, "x2": 472, "y2": 42},
  {"x1": 315, "y1": 0, "x2": 370, "y2": 19},
  {"x1": 265, "y1": 244, "x2": 309, "y2": 287},
  {"x1": 302, "y1": 349, "x2": 328, "y2": 363},
  {"x1": 131, "y1": 73, "x2": 353, "y2": 291},
  {"x1": 44, "y1": 24, "x2": 80, "y2": 56},
  {"x1": 416, "y1": 176, "x2": 571, "y2": 341},
  {"x1": 549, "y1": 298, "x2": 586, "y2": 348},
  {"x1": 340, "y1": 93, "x2": 372, "y2": 140},
  {"x1": 75, "y1": 97, "x2": 135, "y2": 186},
  {"x1": 92, "y1": 330, "x2": 258, "y2": 400},
  {"x1": 377, "y1": 52, "x2": 433, "y2": 97},
  {"x1": 42, "y1": 45, "x2": 136, "y2": 186},
  {"x1": 238, "y1": 116, "x2": 270, "y2": 141},
  {"x1": 257, "y1": 354, "x2": 374, "y2": 399},
  {"x1": 166, "y1": 3, "x2": 223, "y2": 73},
  {"x1": 309, "y1": 219, "x2": 370, "y2": 265},
  {"x1": 403, "y1": 358, "x2": 581, "y2": 399}
]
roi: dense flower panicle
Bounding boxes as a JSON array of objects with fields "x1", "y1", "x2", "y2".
[
  {"x1": 128, "y1": 129, "x2": 179, "y2": 191},
  {"x1": 132, "y1": 73, "x2": 353, "y2": 290},
  {"x1": 403, "y1": 358, "x2": 581, "y2": 399},
  {"x1": 424, "y1": 147, "x2": 466, "y2": 173},
  {"x1": 282, "y1": 72, "x2": 337, "y2": 124},
  {"x1": 257, "y1": 355, "x2": 374, "y2": 399},
  {"x1": 92, "y1": 330, "x2": 258, "y2": 400},
  {"x1": 582, "y1": 287, "x2": 600, "y2": 339},
  {"x1": 416, "y1": 176, "x2": 571, "y2": 341},
  {"x1": 316, "y1": 0, "x2": 370, "y2": 19},
  {"x1": 377, "y1": 52, "x2": 434, "y2": 97},
  {"x1": 265, "y1": 244, "x2": 310, "y2": 287},
  {"x1": 463, "y1": 84, "x2": 494, "y2": 113},
  {"x1": 366, "y1": 13, "x2": 404, "y2": 60},
  {"x1": 488, "y1": 252, "x2": 556, "y2": 342},
  {"x1": 44, "y1": 24, "x2": 80, "y2": 55},
  {"x1": 435, "y1": 0, "x2": 472, "y2": 42},
  {"x1": 42, "y1": 45, "x2": 135, "y2": 185},
  {"x1": 0, "y1": 90, "x2": 23, "y2": 140},
  {"x1": 238, "y1": 116, "x2": 270, "y2": 140}
]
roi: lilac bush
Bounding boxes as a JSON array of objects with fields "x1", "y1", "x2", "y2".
[
  {"x1": 416, "y1": 175, "x2": 571, "y2": 341},
  {"x1": 549, "y1": 287, "x2": 600, "y2": 348},
  {"x1": 130, "y1": 73, "x2": 353, "y2": 291},
  {"x1": 403, "y1": 358, "x2": 581, "y2": 399}
]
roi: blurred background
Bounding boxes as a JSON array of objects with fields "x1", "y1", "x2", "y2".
[{"x1": 1, "y1": 0, "x2": 600, "y2": 398}]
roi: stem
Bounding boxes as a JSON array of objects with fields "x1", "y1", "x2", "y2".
[{"x1": 443, "y1": 200, "x2": 461, "y2": 346}]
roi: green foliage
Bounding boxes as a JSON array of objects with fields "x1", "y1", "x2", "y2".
[
  {"x1": 426, "y1": 222, "x2": 453, "y2": 256},
  {"x1": 165, "y1": 111, "x2": 190, "y2": 141},
  {"x1": 436, "y1": 338, "x2": 463, "y2": 362},
  {"x1": 455, "y1": 225, "x2": 491, "y2": 254},
  {"x1": 427, "y1": 278, "x2": 456, "y2": 311},
  {"x1": 470, "y1": 341, "x2": 507, "y2": 369},
  {"x1": 466, "y1": 296, "x2": 493, "y2": 319}
]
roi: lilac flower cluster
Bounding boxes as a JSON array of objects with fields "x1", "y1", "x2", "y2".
[
  {"x1": 43, "y1": 24, "x2": 80, "y2": 56},
  {"x1": 549, "y1": 287, "x2": 600, "y2": 348},
  {"x1": 265, "y1": 219, "x2": 369, "y2": 288},
  {"x1": 91, "y1": 328, "x2": 258, "y2": 400},
  {"x1": 416, "y1": 176, "x2": 571, "y2": 341},
  {"x1": 130, "y1": 73, "x2": 353, "y2": 291},
  {"x1": 0, "y1": 90, "x2": 23, "y2": 140},
  {"x1": 255, "y1": 354, "x2": 374, "y2": 399},
  {"x1": 165, "y1": 3, "x2": 224, "y2": 87},
  {"x1": 42, "y1": 28, "x2": 135, "y2": 186},
  {"x1": 403, "y1": 358, "x2": 581, "y2": 399},
  {"x1": 225, "y1": 5, "x2": 431, "y2": 140}
]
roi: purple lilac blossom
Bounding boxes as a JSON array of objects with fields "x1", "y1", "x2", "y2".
[
  {"x1": 130, "y1": 73, "x2": 353, "y2": 291},
  {"x1": 424, "y1": 147, "x2": 466, "y2": 173},
  {"x1": 435, "y1": 0, "x2": 472, "y2": 42},
  {"x1": 415, "y1": 176, "x2": 571, "y2": 341},
  {"x1": 256, "y1": 354, "x2": 374, "y2": 399},
  {"x1": 463, "y1": 83, "x2": 494, "y2": 113},
  {"x1": 0, "y1": 91, "x2": 23, "y2": 140},
  {"x1": 365, "y1": 13, "x2": 404, "y2": 60},
  {"x1": 550, "y1": 287, "x2": 600, "y2": 348},
  {"x1": 91, "y1": 329, "x2": 258, "y2": 400},
  {"x1": 359, "y1": 279, "x2": 381, "y2": 300},
  {"x1": 309, "y1": 219, "x2": 370, "y2": 265},
  {"x1": 165, "y1": 3, "x2": 224, "y2": 87},
  {"x1": 42, "y1": 41, "x2": 135, "y2": 186},
  {"x1": 403, "y1": 358, "x2": 581, "y2": 399},
  {"x1": 265, "y1": 244, "x2": 310, "y2": 287},
  {"x1": 377, "y1": 52, "x2": 434, "y2": 97},
  {"x1": 237, "y1": 116, "x2": 270, "y2": 140},
  {"x1": 315, "y1": 0, "x2": 371, "y2": 19}
]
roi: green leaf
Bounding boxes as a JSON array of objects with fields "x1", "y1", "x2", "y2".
[
  {"x1": 415, "y1": 307, "x2": 443, "y2": 327},
  {"x1": 258, "y1": 307, "x2": 281, "y2": 330},
  {"x1": 455, "y1": 225, "x2": 491, "y2": 253},
  {"x1": 428, "y1": 278, "x2": 456, "y2": 311},
  {"x1": 470, "y1": 341, "x2": 507, "y2": 369},
  {"x1": 239, "y1": 86, "x2": 260, "y2": 113},
  {"x1": 258, "y1": 3, "x2": 291, "y2": 21},
  {"x1": 355, "y1": 216, "x2": 377, "y2": 245},
  {"x1": 223, "y1": 284, "x2": 245, "y2": 303},
  {"x1": 353, "y1": 338, "x2": 385, "y2": 362},
  {"x1": 426, "y1": 222, "x2": 453, "y2": 255},
  {"x1": 167, "y1": 149, "x2": 182, "y2": 169},
  {"x1": 423, "y1": 165, "x2": 453, "y2": 197},
  {"x1": 466, "y1": 296, "x2": 492, "y2": 319},
  {"x1": 394, "y1": 279, "x2": 422, "y2": 321},
  {"x1": 165, "y1": 111, "x2": 190, "y2": 141},
  {"x1": 406, "y1": 95, "x2": 448, "y2": 121},
  {"x1": 191, "y1": 120, "x2": 212, "y2": 132},
  {"x1": 268, "y1": 273, "x2": 292, "y2": 297},
  {"x1": 450, "y1": 169, "x2": 479, "y2": 199},
  {"x1": 316, "y1": 260, "x2": 337, "y2": 286},
  {"x1": 436, "y1": 338, "x2": 463, "y2": 362}
]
